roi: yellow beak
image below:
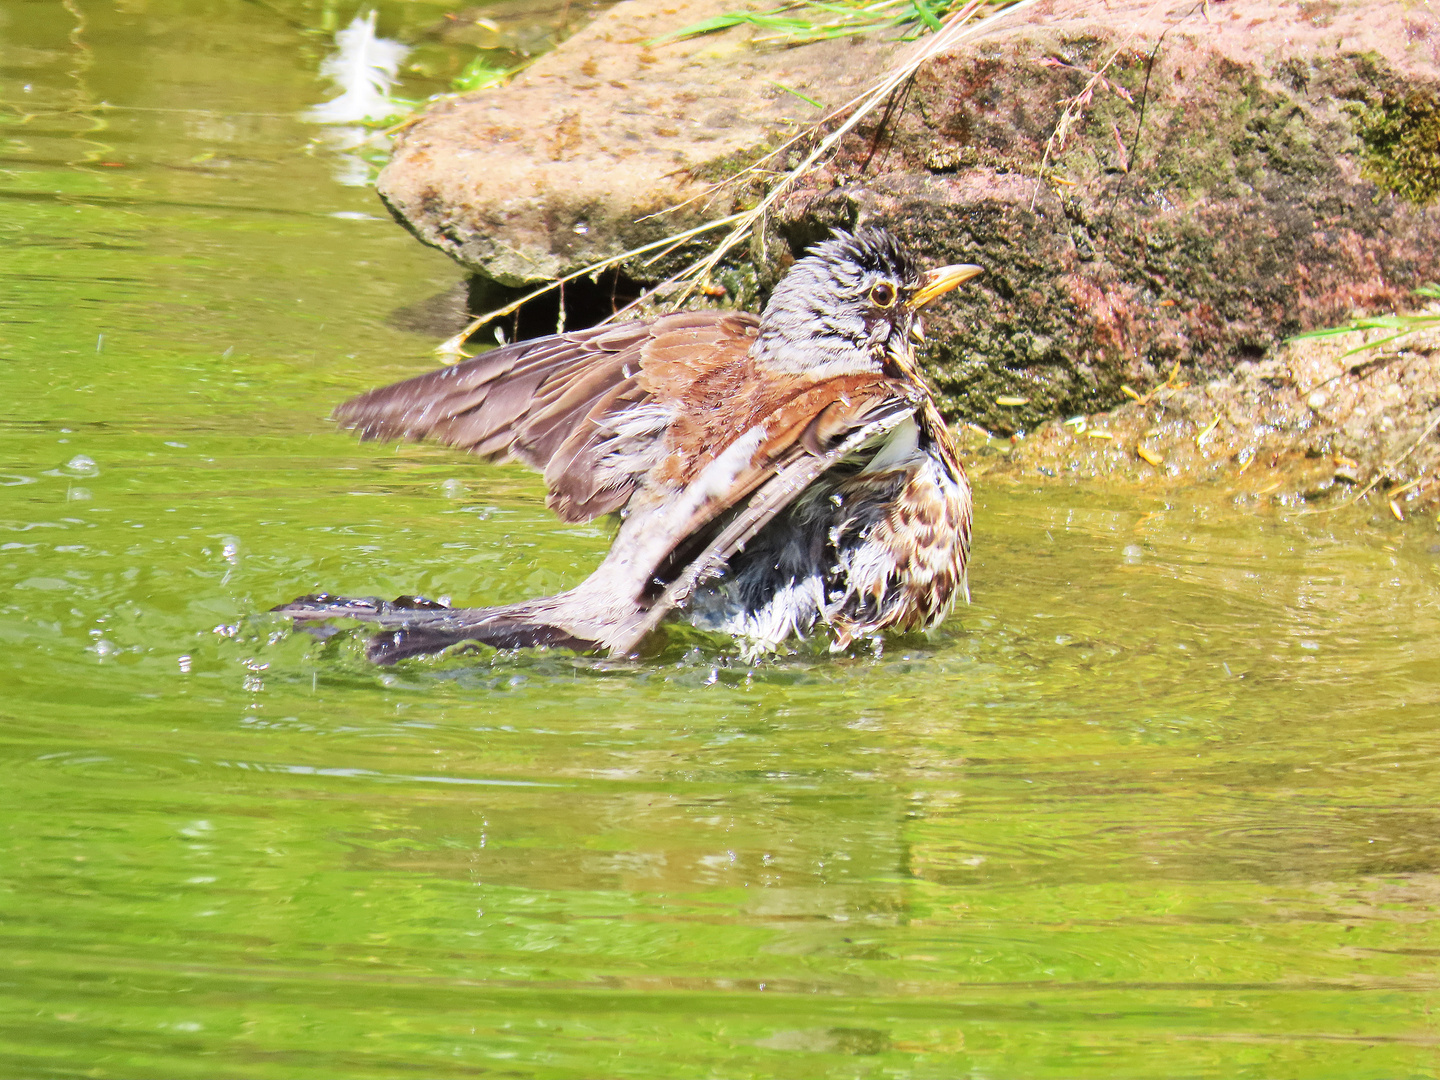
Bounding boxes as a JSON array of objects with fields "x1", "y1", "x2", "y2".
[{"x1": 908, "y1": 263, "x2": 984, "y2": 310}]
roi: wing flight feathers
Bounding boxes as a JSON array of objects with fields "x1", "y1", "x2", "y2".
[
  {"x1": 333, "y1": 325, "x2": 642, "y2": 448},
  {"x1": 330, "y1": 313, "x2": 758, "y2": 523}
]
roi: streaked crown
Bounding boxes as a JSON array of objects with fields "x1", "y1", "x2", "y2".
[{"x1": 753, "y1": 227, "x2": 979, "y2": 376}]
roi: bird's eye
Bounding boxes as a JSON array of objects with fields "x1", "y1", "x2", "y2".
[{"x1": 869, "y1": 282, "x2": 896, "y2": 308}]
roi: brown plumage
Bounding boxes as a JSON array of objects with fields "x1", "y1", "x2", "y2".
[{"x1": 276, "y1": 227, "x2": 982, "y2": 663}]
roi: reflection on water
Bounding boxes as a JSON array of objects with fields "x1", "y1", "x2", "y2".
[{"x1": 3, "y1": 2, "x2": 1440, "y2": 1077}]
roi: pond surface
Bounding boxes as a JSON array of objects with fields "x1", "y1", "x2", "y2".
[{"x1": 4, "y1": 2, "x2": 1440, "y2": 1077}]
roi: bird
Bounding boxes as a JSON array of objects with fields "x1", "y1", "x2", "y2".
[{"x1": 275, "y1": 226, "x2": 982, "y2": 664}]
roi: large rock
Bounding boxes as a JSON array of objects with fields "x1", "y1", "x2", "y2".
[
  {"x1": 768, "y1": 0, "x2": 1440, "y2": 430},
  {"x1": 378, "y1": 0, "x2": 902, "y2": 288},
  {"x1": 380, "y1": 0, "x2": 1440, "y2": 437}
]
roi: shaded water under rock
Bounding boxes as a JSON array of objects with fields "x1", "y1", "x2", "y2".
[{"x1": 2, "y1": 3, "x2": 1440, "y2": 1077}]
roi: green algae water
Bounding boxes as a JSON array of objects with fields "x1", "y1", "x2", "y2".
[{"x1": 4, "y1": 3, "x2": 1440, "y2": 1077}]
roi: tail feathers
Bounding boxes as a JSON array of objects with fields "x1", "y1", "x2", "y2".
[{"x1": 273, "y1": 593, "x2": 601, "y2": 664}]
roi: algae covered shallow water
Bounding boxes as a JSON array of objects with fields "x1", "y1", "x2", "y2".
[{"x1": 4, "y1": 2, "x2": 1440, "y2": 1076}]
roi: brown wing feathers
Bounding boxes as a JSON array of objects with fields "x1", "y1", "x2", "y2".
[
  {"x1": 335, "y1": 325, "x2": 642, "y2": 450},
  {"x1": 333, "y1": 323, "x2": 654, "y2": 521},
  {"x1": 331, "y1": 311, "x2": 915, "y2": 545},
  {"x1": 333, "y1": 312, "x2": 763, "y2": 523}
]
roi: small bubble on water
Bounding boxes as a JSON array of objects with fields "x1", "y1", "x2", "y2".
[
  {"x1": 65, "y1": 454, "x2": 99, "y2": 477},
  {"x1": 67, "y1": 487, "x2": 92, "y2": 501},
  {"x1": 1122, "y1": 544, "x2": 1143, "y2": 563},
  {"x1": 165, "y1": 441, "x2": 188, "y2": 448},
  {"x1": 1300, "y1": 640, "x2": 1319, "y2": 651}
]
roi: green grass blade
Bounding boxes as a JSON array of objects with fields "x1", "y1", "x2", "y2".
[
  {"x1": 766, "y1": 80, "x2": 824, "y2": 108},
  {"x1": 650, "y1": 0, "x2": 999, "y2": 47},
  {"x1": 649, "y1": 13, "x2": 766, "y2": 44},
  {"x1": 912, "y1": 0, "x2": 945, "y2": 32}
]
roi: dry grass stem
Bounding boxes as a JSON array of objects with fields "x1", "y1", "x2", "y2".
[
  {"x1": 435, "y1": 211, "x2": 750, "y2": 361},
  {"x1": 1298, "y1": 409, "x2": 1440, "y2": 516},
  {"x1": 437, "y1": 0, "x2": 1042, "y2": 360},
  {"x1": 1028, "y1": 0, "x2": 1185, "y2": 211}
]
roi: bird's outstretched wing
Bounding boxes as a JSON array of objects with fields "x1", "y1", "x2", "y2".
[{"x1": 333, "y1": 310, "x2": 759, "y2": 522}]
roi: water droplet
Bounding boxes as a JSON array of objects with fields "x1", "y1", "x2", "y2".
[{"x1": 65, "y1": 454, "x2": 99, "y2": 477}]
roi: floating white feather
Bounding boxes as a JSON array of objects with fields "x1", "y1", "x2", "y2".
[{"x1": 306, "y1": 11, "x2": 410, "y2": 125}]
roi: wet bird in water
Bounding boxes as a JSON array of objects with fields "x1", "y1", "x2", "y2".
[{"x1": 276, "y1": 227, "x2": 983, "y2": 663}]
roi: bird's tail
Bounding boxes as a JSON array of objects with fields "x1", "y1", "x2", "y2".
[{"x1": 272, "y1": 593, "x2": 603, "y2": 665}]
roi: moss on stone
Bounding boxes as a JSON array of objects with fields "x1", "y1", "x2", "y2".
[
  {"x1": 688, "y1": 134, "x2": 787, "y2": 185},
  {"x1": 1355, "y1": 92, "x2": 1440, "y2": 206}
]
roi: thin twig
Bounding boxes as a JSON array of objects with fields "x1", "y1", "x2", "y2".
[
  {"x1": 437, "y1": 0, "x2": 1039, "y2": 358},
  {"x1": 1297, "y1": 409, "x2": 1440, "y2": 516},
  {"x1": 435, "y1": 211, "x2": 750, "y2": 360},
  {"x1": 1299, "y1": 350, "x2": 1404, "y2": 396},
  {"x1": 622, "y1": 0, "x2": 1036, "y2": 313},
  {"x1": 1028, "y1": 0, "x2": 1173, "y2": 211}
]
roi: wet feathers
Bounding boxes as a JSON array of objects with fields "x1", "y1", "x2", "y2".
[{"x1": 278, "y1": 227, "x2": 980, "y2": 662}]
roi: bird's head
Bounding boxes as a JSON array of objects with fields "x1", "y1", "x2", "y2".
[{"x1": 752, "y1": 226, "x2": 983, "y2": 377}]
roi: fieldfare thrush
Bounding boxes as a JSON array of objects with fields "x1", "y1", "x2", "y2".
[{"x1": 276, "y1": 227, "x2": 983, "y2": 663}]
